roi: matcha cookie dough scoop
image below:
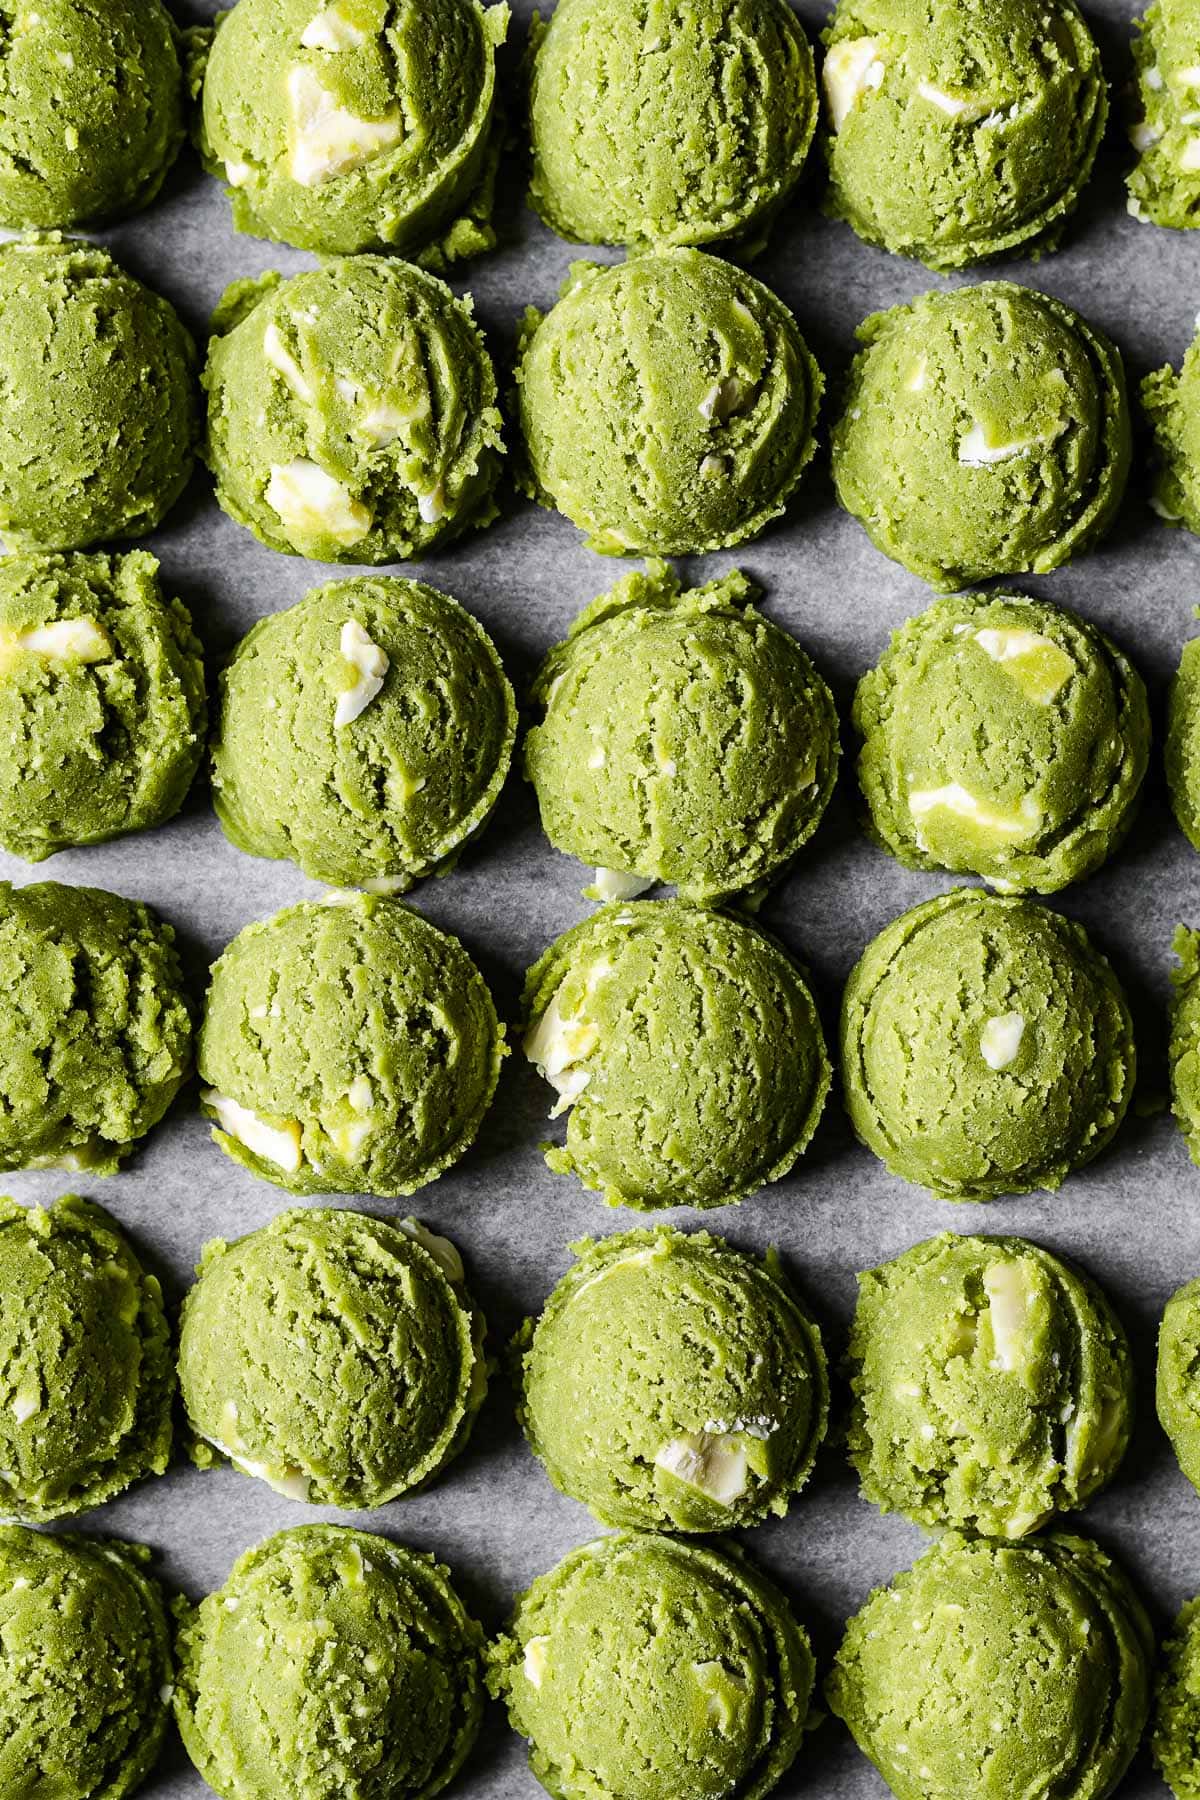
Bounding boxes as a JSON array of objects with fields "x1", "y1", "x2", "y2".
[
  {"x1": 174, "y1": 1525, "x2": 484, "y2": 1800},
  {"x1": 180, "y1": 1208, "x2": 486, "y2": 1508},
  {"x1": 1145, "y1": 320, "x2": 1200, "y2": 533},
  {"x1": 0, "y1": 551, "x2": 206, "y2": 863},
  {"x1": 0, "y1": 236, "x2": 197, "y2": 551},
  {"x1": 832, "y1": 282, "x2": 1131, "y2": 590},
  {"x1": 1128, "y1": 0, "x2": 1200, "y2": 229},
  {"x1": 526, "y1": 560, "x2": 838, "y2": 905},
  {"x1": 522, "y1": 901, "x2": 830, "y2": 1209},
  {"x1": 1156, "y1": 1275, "x2": 1200, "y2": 1492},
  {"x1": 0, "y1": 881, "x2": 192, "y2": 1174},
  {"x1": 516, "y1": 250, "x2": 823, "y2": 555},
  {"x1": 1154, "y1": 1595, "x2": 1200, "y2": 1798},
  {"x1": 847, "y1": 1233, "x2": 1132, "y2": 1538},
  {"x1": 199, "y1": 893, "x2": 504, "y2": 1197},
  {"x1": 203, "y1": 258, "x2": 503, "y2": 563},
  {"x1": 212, "y1": 576, "x2": 514, "y2": 890},
  {"x1": 198, "y1": 0, "x2": 507, "y2": 259},
  {"x1": 514, "y1": 1226, "x2": 828, "y2": 1531},
  {"x1": 821, "y1": 0, "x2": 1106, "y2": 270},
  {"x1": 0, "y1": 1526, "x2": 174, "y2": 1800},
  {"x1": 840, "y1": 888, "x2": 1135, "y2": 1199},
  {"x1": 488, "y1": 1533, "x2": 815, "y2": 1800},
  {"x1": 526, "y1": 0, "x2": 817, "y2": 251},
  {"x1": 854, "y1": 591, "x2": 1150, "y2": 894},
  {"x1": 1171, "y1": 926, "x2": 1200, "y2": 1163},
  {"x1": 1168, "y1": 635, "x2": 1200, "y2": 844},
  {"x1": 828, "y1": 1532, "x2": 1153, "y2": 1800}
]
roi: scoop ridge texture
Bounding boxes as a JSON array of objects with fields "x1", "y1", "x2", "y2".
[{"x1": 1128, "y1": 0, "x2": 1200, "y2": 228}]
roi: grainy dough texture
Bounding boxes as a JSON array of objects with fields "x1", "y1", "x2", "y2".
[
  {"x1": 1128, "y1": 0, "x2": 1200, "y2": 228},
  {"x1": 1145, "y1": 323, "x2": 1200, "y2": 534}
]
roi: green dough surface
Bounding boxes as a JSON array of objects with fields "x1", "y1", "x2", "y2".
[
  {"x1": 203, "y1": 258, "x2": 503, "y2": 563},
  {"x1": 1157, "y1": 1274, "x2": 1200, "y2": 1492},
  {"x1": 1128, "y1": 0, "x2": 1200, "y2": 228},
  {"x1": 514, "y1": 1225, "x2": 827, "y2": 1531},
  {"x1": 180, "y1": 1208, "x2": 486, "y2": 1509},
  {"x1": 526, "y1": 0, "x2": 816, "y2": 250},
  {"x1": 198, "y1": 0, "x2": 507, "y2": 259},
  {"x1": 487, "y1": 1532, "x2": 814, "y2": 1800},
  {"x1": 1153, "y1": 1596, "x2": 1200, "y2": 1799},
  {"x1": 0, "y1": 0, "x2": 185, "y2": 228},
  {"x1": 0, "y1": 236, "x2": 197, "y2": 551},
  {"x1": 827, "y1": 1532, "x2": 1153, "y2": 1800},
  {"x1": 521, "y1": 900, "x2": 829, "y2": 1210},
  {"x1": 1145, "y1": 324, "x2": 1200, "y2": 533},
  {"x1": 847, "y1": 1232, "x2": 1132, "y2": 1538},
  {"x1": 1172, "y1": 925, "x2": 1200, "y2": 1163},
  {"x1": 212, "y1": 575, "x2": 514, "y2": 891},
  {"x1": 831, "y1": 281, "x2": 1130, "y2": 589},
  {"x1": 840, "y1": 888, "x2": 1135, "y2": 1199},
  {"x1": 0, "y1": 1195, "x2": 172, "y2": 1523},
  {"x1": 0, "y1": 880, "x2": 191, "y2": 1174},
  {"x1": 820, "y1": 0, "x2": 1105, "y2": 270},
  {"x1": 0, "y1": 1526, "x2": 173, "y2": 1800},
  {"x1": 174, "y1": 1524, "x2": 484, "y2": 1800},
  {"x1": 1168, "y1": 636, "x2": 1200, "y2": 841},
  {"x1": 525, "y1": 560, "x2": 838, "y2": 904},
  {"x1": 198, "y1": 893, "x2": 504, "y2": 1197},
  {"x1": 515, "y1": 249, "x2": 822, "y2": 555},
  {"x1": 0, "y1": 551, "x2": 205, "y2": 863},
  {"x1": 853, "y1": 590, "x2": 1149, "y2": 894}
]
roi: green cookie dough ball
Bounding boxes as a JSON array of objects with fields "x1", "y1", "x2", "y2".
[
  {"x1": 526, "y1": 560, "x2": 839, "y2": 905},
  {"x1": 1128, "y1": 0, "x2": 1200, "y2": 229},
  {"x1": 820, "y1": 0, "x2": 1105, "y2": 271},
  {"x1": 0, "y1": 1195, "x2": 173, "y2": 1523},
  {"x1": 0, "y1": 0, "x2": 185, "y2": 229},
  {"x1": 174, "y1": 1525, "x2": 484, "y2": 1800},
  {"x1": 180, "y1": 1208, "x2": 485, "y2": 1509},
  {"x1": 0, "y1": 1527, "x2": 173, "y2": 1800},
  {"x1": 526, "y1": 0, "x2": 817, "y2": 251},
  {"x1": 847, "y1": 1232, "x2": 1132, "y2": 1539},
  {"x1": 199, "y1": 0, "x2": 507, "y2": 259},
  {"x1": 0, "y1": 881, "x2": 192, "y2": 1174},
  {"x1": 827, "y1": 1533, "x2": 1153, "y2": 1800},
  {"x1": 0, "y1": 551, "x2": 205, "y2": 863},
  {"x1": 1153, "y1": 1596, "x2": 1200, "y2": 1799},
  {"x1": 840, "y1": 888, "x2": 1135, "y2": 1199},
  {"x1": 1157, "y1": 1275, "x2": 1200, "y2": 1491},
  {"x1": 514, "y1": 1226, "x2": 828, "y2": 1531},
  {"x1": 199, "y1": 893, "x2": 504, "y2": 1197},
  {"x1": 1145, "y1": 325, "x2": 1200, "y2": 533},
  {"x1": 487, "y1": 1533, "x2": 814, "y2": 1800},
  {"x1": 212, "y1": 576, "x2": 514, "y2": 891},
  {"x1": 203, "y1": 258, "x2": 503, "y2": 563},
  {"x1": 1172, "y1": 926, "x2": 1200, "y2": 1162},
  {"x1": 854, "y1": 591, "x2": 1150, "y2": 895},
  {"x1": 516, "y1": 250, "x2": 823, "y2": 556},
  {"x1": 832, "y1": 282, "x2": 1131, "y2": 590},
  {"x1": 1168, "y1": 638, "x2": 1200, "y2": 842},
  {"x1": 521, "y1": 900, "x2": 830, "y2": 1210},
  {"x1": 0, "y1": 235, "x2": 197, "y2": 552}
]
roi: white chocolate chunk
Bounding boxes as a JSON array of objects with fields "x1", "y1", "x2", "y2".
[
  {"x1": 203, "y1": 1091, "x2": 303, "y2": 1174},
  {"x1": 1131, "y1": 120, "x2": 1163, "y2": 151},
  {"x1": 654, "y1": 1431, "x2": 749, "y2": 1505},
  {"x1": 983, "y1": 1260, "x2": 1031, "y2": 1373},
  {"x1": 417, "y1": 484, "x2": 447, "y2": 525},
  {"x1": 958, "y1": 423, "x2": 1031, "y2": 466},
  {"x1": 400, "y1": 1218, "x2": 465, "y2": 1285},
  {"x1": 973, "y1": 627, "x2": 1074, "y2": 704},
  {"x1": 980, "y1": 1011, "x2": 1025, "y2": 1071},
  {"x1": 0, "y1": 616, "x2": 111, "y2": 667},
  {"x1": 267, "y1": 459, "x2": 371, "y2": 549},
  {"x1": 232, "y1": 1454, "x2": 310, "y2": 1503},
  {"x1": 906, "y1": 355, "x2": 928, "y2": 393},
  {"x1": 1180, "y1": 135, "x2": 1200, "y2": 170},
  {"x1": 11, "y1": 1390, "x2": 39, "y2": 1423},
  {"x1": 917, "y1": 80, "x2": 973, "y2": 116},
  {"x1": 592, "y1": 867, "x2": 654, "y2": 902},
  {"x1": 358, "y1": 398, "x2": 408, "y2": 447},
  {"x1": 698, "y1": 374, "x2": 749, "y2": 422},
  {"x1": 263, "y1": 322, "x2": 313, "y2": 402},
  {"x1": 573, "y1": 1246, "x2": 660, "y2": 1298},
  {"x1": 524, "y1": 961, "x2": 614, "y2": 1117},
  {"x1": 1147, "y1": 65, "x2": 1165, "y2": 90},
  {"x1": 300, "y1": 3, "x2": 367, "y2": 49},
  {"x1": 335, "y1": 619, "x2": 389, "y2": 727},
  {"x1": 225, "y1": 159, "x2": 252, "y2": 187},
  {"x1": 908, "y1": 784, "x2": 1040, "y2": 842},
  {"x1": 524, "y1": 1637, "x2": 550, "y2": 1688},
  {"x1": 823, "y1": 37, "x2": 885, "y2": 131},
  {"x1": 1175, "y1": 64, "x2": 1200, "y2": 87},
  {"x1": 287, "y1": 65, "x2": 403, "y2": 186}
]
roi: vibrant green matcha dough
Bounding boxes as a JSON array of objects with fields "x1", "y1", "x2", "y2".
[
  {"x1": 821, "y1": 0, "x2": 1106, "y2": 270},
  {"x1": 0, "y1": 551, "x2": 205, "y2": 863},
  {"x1": 854, "y1": 591, "x2": 1150, "y2": 894},
  {"x1": 212, "y1": 576, "x2": 514, "y2": 890},
  {"x1": 0, "y1": 1195, "x2": 172, "y2": 1522},
  {"x1": 488, "y1": 1533, "x2": 814, "y2": 1800},
  {"x1": 199, "y1": 893, "x2": 504, "y2": 1197},
  {"x1": 840, "y1": 888, "x2": 1135, "y2": 1199},
  {"x1": 204, "y1": 258, "x2": 503, "y2": 563},
  {"x1": 0, "y1": 0, "x2": 184, "y2": 229},
  {"x1": 827, "y1": 1533, "x2": 1153, "y2": 1800},
  {"x1": 1145, "y1": 325, "x2": 1200, "y2": 532},
  {"x1": 198, "y1": 0, "x2": 507, "y2": 260},
  {"x1": 175, "y1": 1525, "x2": 484, "y2": 1800},
  {"x1": 0, "y1": 235, "x2": 197, "y2": 551},
  {"x1": 1153, "y1": 1595, "x2": 1200, "y2": 1799},
  {"x1": 1128, "y1": 0, "x2": 1200, "y2": 228},
  {"x1": 514, "y1": 1226, "x2": 828, "y2": 1531},
  {"x1": 526, "y1": 0, "x2": 817, "y2": 250},
  {"x1": 516, "y1": 250, "x2": 823, "y2": 555},
  {"x1": 1168, "y1": 637, "x2": 1200, "y2": 842},
  {"x1": 847, "y1": 1232, "x2": 1132, "y2": 1539},
  {"x1": 0, "y1": 1527, "x2": 173, "y2": 1800},
  {"x1": 526, "y1": 561, "x2": 838, "y2": 905},
  {"x1": 522, "y1": 900, "x2": 830, "y2": 1209},
  {"x1": 1172, "y1": 926, "x2": 1200, "y2": 1163},
  {"x1": 832, "y1": 282, "x2": 1131, "y2": 590},
  {"x1": 0, "y1": 881, "x2": 191, "y2": 1174},
  {"x1": 1157, "y1": 1275, "x2": 1200, "y2": 1492},
  {"x1": 180, "y1": 1208, "x2": 485, "y2": 1509}
]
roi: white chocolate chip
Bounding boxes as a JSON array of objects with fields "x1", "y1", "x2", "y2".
[
  {"x1": 654, "y1": 1431, "x2": 749, "y2": 1505},
  {"x1": 980, "y1": 1011, "x2": 1025, "y2": 1071},
  {"x1": 958, "y1": 423, "x2": 1032, "y2": 466},
  {"x1": 266, "y1": 459, "x2": 372, "y2": 549},
  {"x1": 0, "y1": 616, "x2": 111, "y2": 667},
  {"x1": 10, "y1": 1391, "x2": 38, "y2": 1423},
  {"x1": 203, "y1": 1091, "x2": 303, "y2": 1174},
  {"x1": 416, "y1": 485, "x2": 446, "y2": 525},
  {"x1": 286, "y1": 64, "x2": 403, "y2": 186},
  {"x1": 1180, "y1": 135, "x2": 1200, "y2": 170},
  {"x1": 592, "y1": 868, "x2": 654, "y2": 902},
  {"x1": 698, "y1": 374, "x2": 749, "y2": 422},
  {"x1": 334, "y1": 619, "x2": 389, "y2": 727},
  {"x1": 524, "y1": 1637, "x2": 550, "y2": 1688},
  {"x1": 300, "y1": 2, "x2": 366, "y2": 49},
  {"x1": 263, "y1": 322, "x2": 313, "y2": 402},
  {"x1": 823, "y1": 37, "x2": 885, "y2": 131},
  {"x1": 225, "y1": 159, "x2": 253, "y2": 187},
  {"x1": 906, "y1": 355, "x2": 928, "y2": 393},
  {"x1": 399, "y1": 1218, "x2": 465, "y2": 1285},
  {"x1": 908, "y1": 784, "x2": 1041, "y2": 843},
  {"x1": 1147, "y1": 65, "x2": 1165, "y2": 90},
  {"x1": 1131, "y1": 120, "x2": 1164, "y2": 151},
  {"x1": 983, "y1": 1260, "x2": 1031, "y2": 1372},
  {"x1": 973, "y1": 627, "x2": 1074, "y2": 704},
  {"x1": 916, "y1": 80, "x2": 974, "y2": 116},
  {"x1": 1175, "y1": 64, "x2": 1200, "y2": 87},
  {"x1": 524, "y1": 961, "x2": 614, "y2": 1118}
]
